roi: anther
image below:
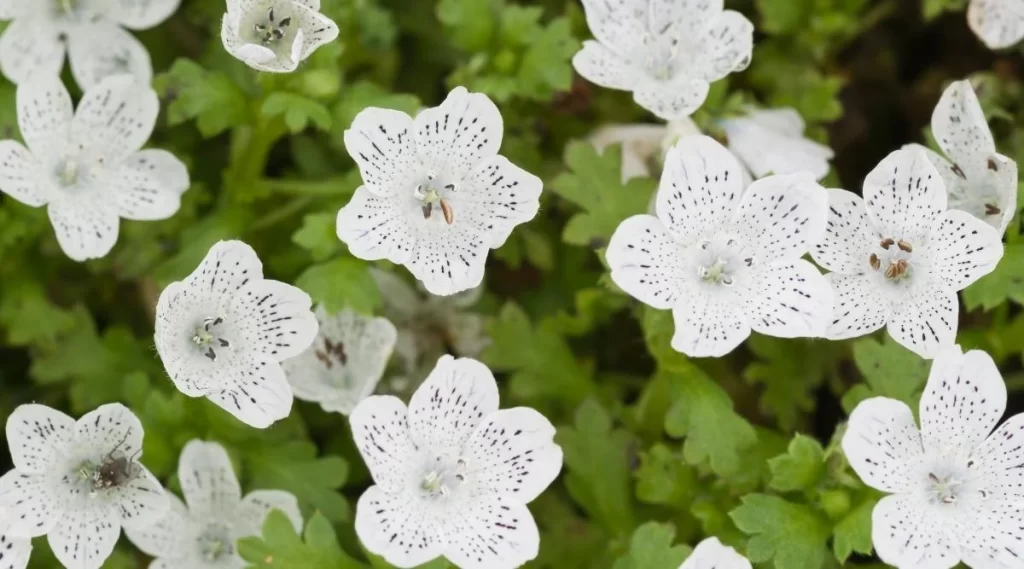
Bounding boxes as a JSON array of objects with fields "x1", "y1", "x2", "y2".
[
  {"x1": 880, "y1": 237, "x2": 894, "y2": 250},
  {"x1": 744, "y1": 257, "x2": 753, "y2": 267},
  {"x1": 279, "y1": 17, "x2": 291, "y2": 27},
  {"x1": 884, "y1": 259, "x2": 909, "y2": 280},
  {"x1": 988, "y1": 158, "x2": 999, "y2": 171},
  {"x1": 985, "y1": 203, "x2": 1001, "y2": 216},
  {"x1": 952, "y1": 163, "x2": 967, "y2": 179},
  {"x1": 897, "y1": 240, "x2": 912, "y2": 253},
  {"x1": 869, "y1": 253, "x2": 880, "y2": 271},
  {"x1": 422, "y1": 204, "x2": 433, "y2": 219},
  {"x1": 205, "y1": 347, "x2": 216, "y2": 361},
  {"x1": 440, "y1": 199, "x2": 454, "y2": 225},
  {"x1": 268, "y1": 7, "x2": 275, "y2": 21}
]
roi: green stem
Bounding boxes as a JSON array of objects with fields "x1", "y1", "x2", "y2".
[
  {"x1": 225, "y1": 112, "x2": 288, "y2": 198},
  {"x1": 262, "y1": 175, "x2": 357, "y2": 196},
  {"x1": 248, "y1": 196, "x2": 315, "y2": 232}
]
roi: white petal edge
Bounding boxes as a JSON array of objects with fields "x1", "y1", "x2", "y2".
[{"x1": 841, "y1": 397, "x2": 924, "y2": 493}]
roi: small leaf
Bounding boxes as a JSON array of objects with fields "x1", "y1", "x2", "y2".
[
  {"x1": 262, "y1": 93, "x2": 333, "y2": 133},
  {"x1": 612, "y1": 522, "x2": 692, "y2": 569},
  {"x1": 963, "y1": 243, "x2": 1024, "y2": 311},
  {"x1": 238, "y1": 510, "x2": 365, "y2": 568},
  {"x1": 768, "y1": 434, "x2": 825, "y2": 492},
  {"x1": 295, "y1": 257, "x2": 381, "y2": 315},
  {"x1": 832, "y1": 496, "x2": 876, "y2": 562},
  {"x1": 730, "y1": 494, "x2": 830, "y2": 569},
  {"x1": 842, "y1": 335, "x2": 929, "y2": 412}
]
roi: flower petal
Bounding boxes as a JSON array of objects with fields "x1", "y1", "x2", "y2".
[
  {"x1": 205, "y1": 352, "x2": 294, "y2": 429},
  {"x1": 692, "y1": 10, "x2": 754, "y2": 81},
  {"x1": 729, "y1": 172, "x2": 828, "y2": 262},
  {"x1": 70, "y1": 73, "x2": 158, "y2": 162},
  {"x1": 0, "y1": 141, "x2": 48, "y2": 207},
  {"x1": 871, "y1": 493, "x2": 960, "y2": 569},
  {"x1": 406, "y1": 224, "x2": 491, "y2": 297},
  {"x1": 15, "y1": 73, "x2": 72, "y2": 157},
  {"x1": 811, "y1": 189, "x2": 879, "y2": 274},
  {"x1": 633, "y1": 77, "x2": 710, "y2": 121},
  {"x1": 74, "y1": 403, "x2": 144, "y2": 461},
  {"x1": 968, "y1": 0, "x2": 1024, "y2": 49},
  {"x1": 108, "y1": 0, "x2": 182, "y2": 30},
  {"x1": 231, "y1": 490, "x2": 302, "y2": 539},
  {"x1": 0, "y1": 20, "x2": 65, "y2": 87},
  {"x1": 153, "y1": 282, "x2": 221, "y2": 396},
  {"x1": 463, "y1": 408, "x2": 562, "y2": 502},
  {"x1": 355, "y1": 485, "x2": 444, "y2": 568},
  {"x1": 606, "y1": 215, "x2": 688, "y2": 310},
  {"x1": 0, "y1": 533, "x2": 31, "y2": 569},
  {"x1": 862, "y1": 147, "x2": 946, "y2": 245},
  {"x1": 111, "y1": 149, "x2": 190, "y2": 221},
  {"x1": 723, "y1": 112, "x2": 833, "y2": 181},
  {"x1": 336, "y1": 187, "x2": 417, "y2": 265},
  {"x1": 670, "y1": 289, "x2": 750, "y2": 358},
  {"x1": 67, "y1": 22, "x2": 152, "y2": 90},
  {"x1": 649, "y1": 0, "x2": 724, "y2": 37},
  {"x1": 444, "y1": 499, "x2": 539, "y2": 569},
  {"x1": 680, "y1": 537, "x2": 751, "y2": 569},
  {"x1": 343, "y1": 107, "x2": 418, "y2": 197},
  {"x1": 886, "y1": 282, "x2": 957, "y2": 359},
  {"x1": 409, "y1": 355, "x2": 499, "y2": 453},
  {"x1": 110, "y1": 468, "x2": 167, "y2": 529},
  {"x1": 932, "y1": 80, "x2": 995, "y2": 166},
  {"x1": 349, "y1": 395, "x2": 418, "y2": 493},
  {"x1": 656, "y1": 135, "x2": 744, "y2": 244},
  {"x1": 229, "y1": 279, "x2": 318, "y2": 361},
  {"x1": 48, "y1": 501, "x2": 120, "y2": 569},
  {"x1": 577, "y1": 0, "x2": 648, "y2": 55},
  {"x1": 6, "y1": 404, "x2": 75, "y2": 475},
  {"x1": 47, "y1": 196, "x2": 120, "y2": 262},
  {"x1": 841, "y1": 397, "x2": 924, "y2": 493},
  {"x1": 0, "y1": 470, "x2": 63, "y2": 537},
  {"x1": 177, "y1": 440, "x2": 242, "y2": 521},
  {"x1": 123, "y1": 494, "x2": 197, "y2": 559},
  {"x1": 972, "y1": 413, "x2": 1024, "y2": 501},
  {"x1": 572, "y1": 41, "x2": 643, "y2": 92},
  {"x1": 957, "y1": 501, "x2": 1024, "y2": 569},
  {"x1": 823, "y1": 273, "x2": 891, "y2": 340},
  {"x1": 182, "y1": 240, "x2": 264, "y2": 309},
  {"x1": 291, "y1": 1, "x2": 338, "y2": 59},
  {"x1": 414, "y1": 87, "x2": 502, "y2": 181},
  {"x1": 929, "y1": 209, "x2": 1003, "y2": 291},
  {"x1": 457, "y1": 155, "x2": 542, "y2": 248},
  {"x1": 737, "y1": 260, "x2": 832, "y2": 338}
]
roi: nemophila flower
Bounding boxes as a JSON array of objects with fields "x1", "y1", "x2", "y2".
[
  {"x1": 154, "y1": 240, "x2": 319, "y2": 428},
  {"x1": 0, "y1": 403, "x2": 167, "y2": 569},
  {"x1": 573, "y1": 0, "x2": 754, "y2": 120},
  {"x1": 221, "y1": 0, "x2": 339, "y2": 73},
  {"x1": 967, "y1": 0, "x2": 1024, "y2": 49},
  {"x1": 842, "y1": 346, "x2": 1024, "y2": 569},
  {"x1": 0, "y1": 0, "x2": 178, "y2": 88},
  {"x1": 589, "y1": 118, "x2": 702, "y2": 183},
  {"x1": 906, "y1": 79, "x2": 1018, "y2": 234},
  {"x1": 606, "y1": 135, "x2": 832, "y2": 358},
  {"x1": 0, "y1": 74, "x2": 189, "y2": 262},
  {"x1": 126, "y1": 440, "x2": 302, "y2": 569},
  {"x1": 337, "y1": 86, "x2": 543, "y2": 296},
  {"x1": 283, "y1": 306, "x2": 398, "y2": 415},
  {"x1": 0, "y1": 523, "x2": 31, "y2": 569},
  {"x1": 720, "y1": 108, "x2": 834, "y2": 181},
  {"x1": 679, "y1": 538, "x2": 751, "y2": 569},
  {"x1": 810, "y1": 147, "x2": 1003, "y2": 359},
  {"x1": 350, "y1": 355, "x2": 562, "y2": 569}
]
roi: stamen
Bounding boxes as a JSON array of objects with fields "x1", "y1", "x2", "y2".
[
  {"x1": 880, "y1": 237, "x2": 894, "y2": 250},
  {"x1": 440, "y1": 198, "x2": 454, "y2": 225},
  {"x1": 869, "y1": 253, "x2": 880, "y2": 271},
  {"x1": 884, "y1": 259, "x2": 909, "y2": 280},
  {"x1": 952, "y1": 163, "x2": 966, "y2": 179},
  {"x1": 985, "y1": 203, "x2": 1001, "y2": 216},
  {"x1": 268, "y1": 6, "x2": 275, "y2": 21},
  {"x1": 205, "y1": 347, "x2": 216, "y2": 361},
  {"x1": 422, "y1": 204, "x2": 433, "y2": 219},
  {"x1": 988, "y1": 158, "x2": 999, "y2": 171},
  {"x1": 897, "y1": 240, "x2": 912, "y2": 253},
  {"x1": 279, "y1": 17, "x2": 291, "y2": 27}
]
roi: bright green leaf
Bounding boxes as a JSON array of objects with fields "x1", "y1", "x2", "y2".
[
  {"x1": 296, "y1": 257, "x2": 381, "y2": 314},
  {"x1": 612, "y1": 522, "x2": 692, "y2": 569},
  {"x1": 731, "y1": 494, "x2": 830, "y2": 569},
  {"x1": 768, "y1": 434, "x2": 825, "y2": 492}
]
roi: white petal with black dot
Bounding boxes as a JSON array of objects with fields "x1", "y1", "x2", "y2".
[
  {"x1": 154, "y1": 240, "x2": 319, "y2": 428},
  {"x1": 607, "y1": 135, "x2": 832, "y2": 358},
  {"x1": 968, "y1": 0, "x2": 1024, "y2": 50},
  {"x1": 811, "y1": 146, "x2": 1003, "y2": 359},
  {"x1": 721, "y1": 107, "x2": 834, "y2": 181},
  {"x1": 221, "y1": 0, "x2": 339, "y2": 73},
  {"x1": 0, "y1": 530, "x2": 31, "y2": 569},
  {"x1": 573, "y1": 0, "x2": 753, "y2": 120},
  {"x1": 125, "y1": 440, "x2": 302, "y2": 569},
  {"x1": 678, "y1": 537, "x2": 752, "y2": 569},
  {"x1": 350, "y1": 355, "x2": 563, "y2": 569},
  {"x1": 842, "y1": 346, "x2": 1024, "y2": 569},
  {"x1": 0, "y1": 74, "x2": 189, "y2": 262},
  {"x1": 0, "y1": 403, "x2": 167, "y2": 569},
  {"x1": 337, "y1": 87, "x2": 543, "y2": 296}
]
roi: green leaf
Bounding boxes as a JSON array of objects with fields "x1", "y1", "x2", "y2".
[
  {"x1": 635, "y1": 443, "x2": 697, "y2": 507},
  {"x1": 922, "y1": 0, "x2": 968, "y2": 20},
  {"x1": 295, "y1": 257, "x2": 381, "y2": 314},
  {"x1": 963, "y1": 243, "x2": 1024, "y2": 311},
  {"x1": 292, "y1": 213, "x2": 342, "y2": 262},
  {"x1": 0, "y1": 278, "x2": 76, "y2": 348},
  {"x1": 842, "y1": 335, "x2": 929, "y2": 412},
  {"x1": 238, "y1": 510, "x2": 364, "y2": 568},
  {"x1": 744, "y1": 336, "x2": 838, "y2": 430},
  {"x1": 517, "y1": 16, "x2": 579, "y2": 99},
  {"x1": 436, "y1": 0, "x2": 498, "y2": 52},
  {"x1": 244, "y1": 442, "x2": 351, "y2": 522},
  {"x1": 262, "y1": 93, "x2": 333, "y2": 134},
  {"x1": 832, "y1": 497, "x2": 875, "y2": 562},
  {"x1": 612, "y1": 522, "x2": 692, "y2": 569},
  {"x1": 154, "y1": 58, "x2": 249, "y2": 137},
  {"x1": 756, "y1": 0, "x2": 813, "y2": 34},
  {"x1": 730, "y1": 494, "x2": 830, "y2": 569},
  {"x1": 768, "y1": 434, "x2": 825, "y2": 492}
]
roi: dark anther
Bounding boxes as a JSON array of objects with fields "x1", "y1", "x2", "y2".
[
  {"x1": 952, "y1": 163, "x2": 967, "y2": 179},
  {"x1": 988, "y1": 158, "x2": 999, "y2": 171},
  {"x1": 880, "y1": 237, "x2": 895, "y2": 250},
  {"x1": 422, "y1": 203, "x2": 433, "y2": 219},
  {"x1": 985, "y1": 203, "x2": 1001, "y2": 216},
  {"x1": 279, "y1": 17, "x2": 291, "y2": 27},
  {"x1": 897, "y1": 240, "x2": 912, "y2": 253},
  {"x1": 869, "y1": 253, "x2": 880, "y2": 271},
  {"x1": 205, "y1": 347, "x2": 217, "y2": 361},
  {"x1": 218, "y1": 338, "x2": 230, "y2": 347},
  {"x1": 268, "y1": 7, "x2": 275, "y2": 21}
]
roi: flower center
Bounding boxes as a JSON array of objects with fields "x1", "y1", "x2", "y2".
[
  {"x1": 314, "y1": 337, "x2": 348, "y2": 370},
  {"x1": 695, "y1": 235, "x2": 751, "y2": 287},
  {"x1": 198, "y1": 523, "x2": 234, "y2": 561},
  {"x1": 192, "y1": 316, "x2": 231, "y2": 362},
  {"x1": 928, "y1": 472, "x2": 963, "y2": 505},
  {"x1": 868, "y1": 237, "x2": 914, "y2": 283},
  {"x1": 251, "y1": 5, "x2": 294, "y2": 46},
  {"x1": 413, "y1": 172, "x2": 456, "y2": 225},
  {"x1": 72, "y1": 432, "x2": 141, "y2": 496},
  {"x1": 642, "y1": 33, "x2": 682, "y2": 81},
  {"x1": 420, "y1": 455, "x2": 467, "y2": 499}
]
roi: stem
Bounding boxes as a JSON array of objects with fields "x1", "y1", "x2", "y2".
[
  {"x1": 262, "y1": 175, "x2": 358, "y2": 196},
  {"x1": 248, "y1": 196, "x2": 315, "y2": 232},
  {"x1": 225, "y1": 112, "x2": 288, "y2": 198}
]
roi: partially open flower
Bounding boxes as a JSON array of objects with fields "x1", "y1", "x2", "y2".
[
  {"x1": 221, "y1": 0, "x2": 339, "y2": 73},
  {"x1": 721, "y1": 107, "x2": 834, "y2": 181}
]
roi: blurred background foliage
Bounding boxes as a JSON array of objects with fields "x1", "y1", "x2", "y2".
[{"x1": 1, "y1": 0, "x2": 1023, "y2": 567}]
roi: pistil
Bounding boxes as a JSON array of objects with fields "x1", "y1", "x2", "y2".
[
  {"x1": 192, "y1": 317, "x2": 231, "y2": 361},
  {"x1": 414, "y1": 173, "x2": 455, "y2": 224}
]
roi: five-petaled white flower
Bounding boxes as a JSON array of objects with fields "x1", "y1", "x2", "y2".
[
  {"x1": 679, "y1": 538, "x2": 751, "y2": 569},
  {"x1": 0, "y1": 0, "x2": 178, "y2": 88},
  {"x1": 842, "y1": 345, "x2": 1024, "y2": 569},
  {"x1": 337, "y1": 86, "x2": 543, "y2": 296},
  {"x1": 0, "y1": 515, "x2": 31, "y2": 569},
  {"x1": 606, "y1": 135, "x2": 833, "y2": 358},
  {"x1": 0, "y1": 73, "x2": 189, "y2": 262},
  {"x1": 967, "y1": 0, "x2": 1024, "y2": 49},
  {"x1": 906, "y1": 79, "x2": 1018, "y2": 235},
  {"x1": 573, "y1": 0, "x2": 754, "y2": 120},
  {"x1": 0, "y1": 403, "x2": 168, "y2": 569},
  {"x1": 283, "y1": 305, "x2": 398, "y2": 415},
  {"x1": 350, "y1": 355, "x2": 563, "y2": 569},
  {"x1": 154, "y1": 240, "x2": 319, "y2": 428},
  {"x1": 221, "y1": 0, "x2": 339, "y2": 73},
  {"x1": 721, "y1": 107, "x2": 834, "y2": 181},
  {"x1": 810, "y1": 147, "x2": 1003, "y2": 359},
  {"x1": 126, "y1": 440, "x2": 303, "y2": 569}
]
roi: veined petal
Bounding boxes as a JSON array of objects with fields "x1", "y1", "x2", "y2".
[
  {"x1": 463, "y1": 408, "x2": 562, "y2": 502},
  {"x1": 680, "y1": 537, "x2": 752, "y2": 569},
  {"x1": 862, "y1": 147, "x2": 947, "y2": 245},
  {"x1": 842, "y1": 397, "x2": 924, "y2": 493},
  {"x1": 633, "y1": 77, "x2": 710, "y2": 121},
  {"x1": 67, "y1": 22, "x2": 152, "y2": 90},
  {"x1": 572, "y1": 41, "x2": 644, "y2": 92},
  {"x1": 123, "y1": 494, "x2": 198, "y2": 560},
  {"x1": 723, "y1": 111, "x2": 833, "y2": 181},
  {"x1": 0, "y1": 533, "x2": 31, "y2": 569},
  {"x1": 110, "y1": 468, "x2": 167, "y2": 529},
  {"x1": 291, "y1": 1, "x2": 338, "y2": 59},
  {"x1": 349, "y1": 395, "x2": 418, "y2": 493},
  {"x1": 406, "y1": 224, "x2": 491, "y2": 297},
  {"x1": 737, "y1": 260, "x2": 832, "y2": 338},
  {"x1": 745, "y1": 108, "x2": 805, "y2": 137},
  {"x1": 231, "y1": 490, "x2": 302, "y2": 539},
  {"x1": 606, "y1": 215, "x2": 689, "y2": 310},
  {"x1": 15, "y1": 73, "x2": 72, "y2": 157},
  {"x1": 6, "y1": 404, "x2": 75, "y2": 474},
  {"x1": 111, "y1": 149, "x2": 190, "y2": 221},
  {"x1": 932, "y1": 80, "x2": 995, "y2": 166},
  {"x1": 578, "y1": 0, "x2": 648, "y2": 56},
  {"x1": 670, "y1": 289, "x2": 750, "y2": 357},
  {"x1": 48, "y1": 501, "x2": 120, "y2": 569},
  {"x1": 919, "y1": 347, "x2": 1006, "y2": 460},
  {"x1": 336, "y1": 187, "x2": 417, "y2": 265},
  {"x1": 177, "y1": 440, "x2": 242, "y2": 521},
  {"x1": 74, "y1": 403, "x2": 144, "y2": 461},
  {"x1": 414, "y1": 87, "x2": 502, "y2": 181},
  {"x1": 811, "y1": 189, "x2": 880, "y2": 274},
  {"x1": 823, "y1": 273, "x2": 891, "y2": 340},
  {"x1": 957, "y1": 502, "x2": 1024, "y2": 568},
  {"x1": 409, "y1": 356, "x2": 499, "y2": 453},
  {"x1": 973, "y1": 414, "x2": 1024, "y2": 501},
  {"x1": 108, "y1": 0, "x2": 182, "y2": 30},
  {"x1": 182, "y1": 240, "x2": 264, "y2": 310},
  {"x1": 648, "y1": 0, "x2": 724, "y2": 38},
  {"x1": 458, "y1": 155, "x2": 542, "y2": 249},
  {"x1": 229, "y1": 279, "x2": 318, "y2": 361},
  {"x1": 692, "y1": 10, "x2": 754, "y2": 82},
  {"x1": 154, "y1": 282, "x2": 223, "y2": 396},
  {"x1": 656, "y1": 135, "x2": 744, "y2": 244},
  {"x1": 70, "y1": 73, "x2": 158, "y2": 162},
  {"x1": 887, "y1": 282, "x2": 958, "y2": 360},
  {"x1": 0, "y1": 141, "x2": 48, "y2": 207},
  {"x1": 968, "y1": 0, "x2": 1024, "y2": 50},
  {"x1": 205, "y1": 352, "x2": 294, "y2": 429},
  {"x1": 0, "y1": 470, "x2": 63, "y2": 537},
  {"x1": 343, "y1": 108, "x2": 418, "y2": 197},
  {"x1": 355, "y1": 485, "x2": 445, "y2": 568},
  {"x1": 47, "y1": 196, "x2": 120, "y2": 262},
  {"x1": 443, "y1": 498, "x2": 539, "y2": 569},
  {"x1": 929, "y1": 210, "x2": 1003, "y2": 291},
  {"x1": 871, "y1": 494, "x2": 961, "y2": 569},
  {"x1": 0, "y1": 20, "x2": 65, "y2": 87},
  {"x1": 728, "y1": 172, "x2": 828, "y2": 262}
]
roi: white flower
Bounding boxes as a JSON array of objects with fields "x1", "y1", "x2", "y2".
[
  {"x1": 589, "y1": 118, "x2": 704, "y2": 183},
  {"x1": 721, "y1": 108, "x2": 834, "y2": 181},
  {"x1": 0, "y1": 517, "x2": 31, "y2": 569},
  {"x1": 679, "y1": 538, "x2": 751, "y2": 569},
  {"x1": 126, "y1": 440, "x2": 302, "y2": 569},
  {"x1": 283, "y1": 305, "x2": 398, "y2": 415},
  {"x1": 350, "y1": 355, "x2": 563, "y2": 569},
  {"x1": 810, "y1": 147, "x2": 1004, "y2": 359},
  {"x1": 337, "y1": 86, "x2": 543, "y2": 296},
  {"x1": 221, "y1": 0, "x2": 339, "y2": 73},
  {"x1": 154, "y1": 240, "x2": 319, "y2": 428},
  {"x1": 0, "y1": 0, "x2": 178, "y2": 88},
  {"x1": 0, "y1": 74, "x2": 189, "y2": 262},
  {"x1": 967, "y1": 0, "x2": 1024, "y2": 49},
  {"x1": 572, "y1": 0, "x2": 754, "y2": 120},
  {"x1": 842, "y1": 345, "x2": 1024, "y2": 569},
  {"x1": 907, "y1": 79, "x2": 1018, "y2": 235},
  {"x1": 0, "y1": 403, "x2": 167, "y2": 569},
  {"x1": 606, "y1": 135, "x2": 833, "y2": 358}
]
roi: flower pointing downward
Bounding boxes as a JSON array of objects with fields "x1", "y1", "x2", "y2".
[{"x1": 221, "y1": 0, "x2": 339, "y2": 73}]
